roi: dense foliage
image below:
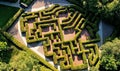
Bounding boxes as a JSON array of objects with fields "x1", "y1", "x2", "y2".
[
  {"x1": 67, "y1": 0, "x2": 120, "y2": 18},
  {"x1": 67, "y1": 0, "x2": 120, "y2": 38},
  {"x1": 0, "y1": 41, "x2": 8, "y2": 51},
  {"x1": 100, "y1": 38, "x2": 120, "y2": 71},
  {"x1": 0, "y1": 50, "x2": 52, "y2": 71},
  {"x1": 0, "y1": 32, "x2": 52, "y2": 71}
]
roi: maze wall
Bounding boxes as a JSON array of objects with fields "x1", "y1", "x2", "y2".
[{"x1": 20, "y1": 4, "x2": 100, "y2": 70}]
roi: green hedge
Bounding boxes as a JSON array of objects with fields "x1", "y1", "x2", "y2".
[
  {"x1": 88, "y1": 53, "x2": 99, "y2": 66},
  {"x1": 62, "y1": 44, "x2": 71, "y2": 55},
  {"x1": 62, "y1": 17, "x2": 71, "y2": 23},
  {"x1": 56, "y1": 8, "x2": 67, "y2": 17},
  {"x1": 45, "y1": 4, "x2": 60, "y2": 12},
  {"x1": 61, "y1": 11, "x2": 78, "y2": 28},
  {"x1": 75, "y1": 18, "x2": 85, "y2": 29},
  {"x1": 43, "y1": 5, "x2": 66, "y2": 16},
  {"x1": 0, "y1": 30, "x2": 58, "y2": 71},
  {"x1": 64, "y1": 13, "x2": 82, "y2": 29},
  {"x1": 53, "y1": 53, "x2": 58, "y2": 64},
  {"x1": 2, "y1": 8, "x2": 24, "y2": 31},
  {"x1": 60, "y1": 55, "x2": 71, "y2": 70},
  {"x1": 68, "y1": 54, "x2": 88, "y2": 70}
]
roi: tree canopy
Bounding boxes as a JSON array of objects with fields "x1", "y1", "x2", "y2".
[
  {"x1": 67, "y1": 0, "x2": 120, "y2": 38},
  {"x1": 100, "y1": 38, "x2": 120, "y2": 71},
  {"x1": 0, "y1": 41, "x2": 8, "y2": 51}
]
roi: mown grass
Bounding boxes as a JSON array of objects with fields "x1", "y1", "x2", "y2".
[{"x1": 0, "y1": 4, "x2": 19, "y2": 28}]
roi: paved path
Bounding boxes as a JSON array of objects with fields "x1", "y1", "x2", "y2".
[
  {"x1": 0, "y1": 0, "x2": 20, "y2": 7},
  {"x1": 98, "y1": 20, "x2": 114, "y2": 46}
]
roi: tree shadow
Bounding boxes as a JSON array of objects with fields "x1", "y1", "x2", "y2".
[{"x1": 0, "y1": 48, "x2": 13, "y2": 63}]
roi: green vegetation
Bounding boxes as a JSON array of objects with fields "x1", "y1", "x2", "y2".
[
  {"x1": 20, "y1": 4, "x2": 100, "y2": 70},
  {"x1": 0, "y1": 32, "x2": 53, "y2": 71},
  {"x1": 1, "y1": 0, "x2": 120, "y2": 70},
  {"x1": 0, "y1": 30, "x2": 58, "y2": 71},
  {"x1": 66, "y1": 0, "x2": 120, "y2": 39},
  {"x1": 100, "y1": 38, "x2": 120, "y2": 71},
  {"x1": 0, "y1": 4, "x2": 23, "y2": 31},
  {"x1": 0, "y1": 4, "x2": 57, "y2": 70},
  {"x1": 0, "y1": 41, "x2": 8, "y2": 51},
  {"x1": 66, "y1": 0, "x2": 120, "y2": 71}
]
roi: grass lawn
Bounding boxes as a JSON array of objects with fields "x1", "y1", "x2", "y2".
[{"x1": 0, "y1": 4, "x2": 19, "y2": 28}]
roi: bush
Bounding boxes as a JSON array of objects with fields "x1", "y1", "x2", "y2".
[{"x1": 0, "y1": 41, "x2": 8, "y2": 51}]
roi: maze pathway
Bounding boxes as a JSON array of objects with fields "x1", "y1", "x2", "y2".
[{"x1": 20, "y1": 4, "x2": 100, "y2": 70}]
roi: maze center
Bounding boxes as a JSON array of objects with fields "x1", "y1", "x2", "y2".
[{"x1": 20, "y1": 4, "x2": 100, "y2": 70}]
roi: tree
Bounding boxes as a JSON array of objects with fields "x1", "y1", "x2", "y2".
[
  {"x1": 0, "y1": 41, "x2": 8, "y2": 51},
  {"x1": 100, "y1": 38, "x2": 120, "y2": 71},
  {"x1": 9, "y1": 51, "x2": 52, "y2": 71},
  {"x1": 10, "y1": 51, "x2": 40, "y2": 71},
  {"x1": 100, "y1": 55, "x2": 117, "y2": 71},
  {"x1": 0, "y1": 62, "x2": 11, "y2": 71},
  {"x1": 67, "y1": 0, "x2": 120, "y2": 38}
]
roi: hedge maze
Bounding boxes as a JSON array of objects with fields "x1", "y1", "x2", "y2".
[{"x1": 20, "y1": 4, "x2": 100, "y2": 70}]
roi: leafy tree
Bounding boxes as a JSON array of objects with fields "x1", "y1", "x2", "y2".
[
  {"x1": 9, "y1": 51, "x2": 52, "y2": 71},
  {"x1": 100, "y1": 55, "x2": 117, "y2": 71},
  {"x1": 0, "y1": 41, "x2": 8, "y2": 51},
  {"x1": 0, "y1": 62, "x2": 11, "y2": 71},
  {"x1": 67, "y1": 0, "x2": 120, "y2": 38},
  {"x1": 100, "y1": 38, "x2": 120, "y2": 71},
  {"x1": 10, "y1": 51, "x2": 40, "y2": 71}
]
